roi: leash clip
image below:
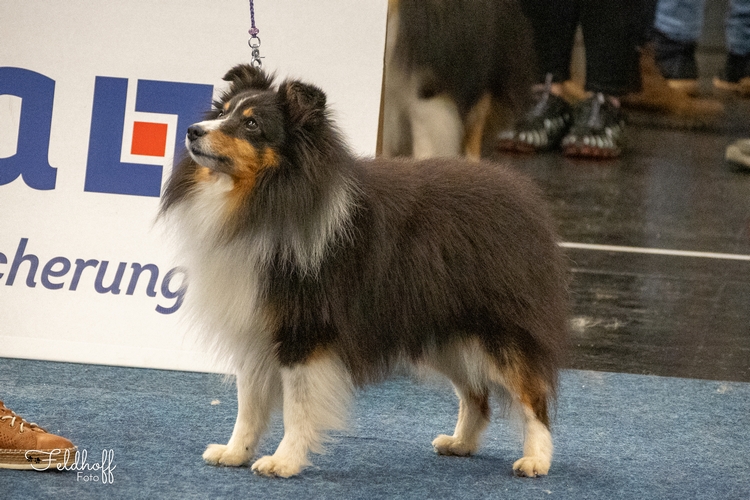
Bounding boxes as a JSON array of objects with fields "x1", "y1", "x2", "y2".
[
  {"x1": 247, "y1": 0, "x2": 263, "y2": 68},
  {"x1": 248, "y1": 34, "x2": 263, "y2": 68}
]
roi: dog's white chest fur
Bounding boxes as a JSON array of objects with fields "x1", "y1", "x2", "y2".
[{"x1": 171, "y1": 177, "x2": 274, "y2": 369}]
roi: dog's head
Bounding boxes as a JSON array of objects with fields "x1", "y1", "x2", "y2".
[{"x1": 184, "y1": 64, "x2": 330, "y2": 188}]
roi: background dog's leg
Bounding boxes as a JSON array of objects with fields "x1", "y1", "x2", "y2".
[
  {"x1": 462, "y1": 92, "x2": 492, "y2": 161},
  {"x1": 432, "y1": 384, "x2": 490, "y2": 456},
  {"x1": 409, "y1": 94, "x2": 463, "y2": 158},
  {"x1": 382, "y1": 68, "x2": 412, "y2": 158},
  {"x1": 251, "y1": 350, "x2": 353, "y2": 478},
  {"x1": 381, "y1": 3, "x2": 412, "y2": 158},
  {"x1": 203, "y1": 361, "x2": 281, "y2": 467}
]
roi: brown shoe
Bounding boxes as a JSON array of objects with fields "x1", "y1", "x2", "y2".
[
  {"x1": 713, "y1": 52, "x2": 750, "y2": 98},
  {"x1": 621, "y1": 44, "x2": 724, "y2": 124},
  {"x1": 0, "y1": 401, "x2": 77, "y2": 470}
]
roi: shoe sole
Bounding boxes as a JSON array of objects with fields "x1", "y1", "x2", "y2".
[
  {"x1": 667, "y1": 79, "x2": 699, "y2": 96},
  {"x1": 497, "y1": 138, "x2": 551, "y2": 154},
  {"x1": 0, "y1": 446, "x2": 78, "y2": 470},
  {"x1": 713, "y1": 77, "x2": 750, "y2": 97},
  {"x1": 563, "y1": 144, "x2": 622, "y2": 159},
  {"x1": 726, "y1": 144, "x2": 750, "y2": 170}
]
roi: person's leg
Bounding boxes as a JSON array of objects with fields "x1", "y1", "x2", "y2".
[
  {"x1": 518, "y1": 0, "x2": 579, "y2": 85},
  {"x1": 717, "y1": 0, "x2": 750, "y2": 96},
  {"x1": 651, "y1": 0, "x2": 706, "y2": 91},
  {"x1": 580, "y1": 0, "x2": 642, "y2": 96},
  {"x1": 726, "y1": 0, "x2": 750, "y2": 56},
  {"x1": 654, "y1": 0, "x2": 706, "y2": 43},
  {"x1": 497, "y1": 0, "x2": 578, "y2": 153},
  {"x1": 620, "y1": 0, "x2": 726, "y2": 122},
  {"x1": 554, "y1": 0, "x2": 638, "y2": 159}
]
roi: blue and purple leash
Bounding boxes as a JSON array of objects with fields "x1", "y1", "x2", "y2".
[{"x1": 248, "y1": 0, "x2": 263, "y2": 67}]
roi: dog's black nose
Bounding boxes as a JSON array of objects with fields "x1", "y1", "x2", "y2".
[{"x1": 187, "y1": 125, "x2": 206, "y2": 142}]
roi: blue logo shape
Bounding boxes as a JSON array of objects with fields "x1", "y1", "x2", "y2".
[{"x1": 0, "y1": 67, "x2": 58, "y2": 190}]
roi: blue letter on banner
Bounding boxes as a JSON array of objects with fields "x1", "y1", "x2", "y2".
[{"x1": 0, "y1": 67, "x2": 58, "y2": 190}]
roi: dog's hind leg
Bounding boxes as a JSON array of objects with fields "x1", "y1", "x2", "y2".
[
  {"x1": 381, "y1": 2, "x2": 413, "y2": 158},
  {"x1": 409, "y1": 93, "x2": 463, "y2": 159},
  {"x1": 512, "y1": 399, "x2": 553, "y2": 477},
  {"x1": 432, "y1": 384, "x2": 490, "y2": 456},
  {"x1": 203, "y1": 355, "x2": 281, "y2": 467},
  {"x1": 427, "y1": 339, "x2": 492, "y2": 456},
  {"x1": 382, "y1": 64, "x2": 413, "y2": 158},
  {"x1": 490, "y1": 361, "x2": 554, "y2": 477},
  {"x1": 251, "y1": 350, "x2": 353, "y2": 478},
  {"x1": 462, "y1": 91, "x2": 492, "y2": 161}
]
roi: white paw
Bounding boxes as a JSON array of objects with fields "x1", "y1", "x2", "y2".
[
  {"x1": 432, "y1": 434, "x2": 476, "y2": 456},
  {"x1": 512, "y1": 456, "x2": 550, "y2": 477},
  {"x1": 251, "y1": 454, "x2": 304, "y2": 478},
  {"x1": 202, "y1": 443, "x2": 251, "y2": 467}
]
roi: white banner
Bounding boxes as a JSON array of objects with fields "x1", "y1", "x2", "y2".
[{"x1": 0, "y1": 0, "x2": 387, "y2": 371}]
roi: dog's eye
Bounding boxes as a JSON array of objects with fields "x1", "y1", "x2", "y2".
[
  {"x1": 246, "y1": 118, "x2": 259, "y2": 131},
  {"x1": 217, "y1": 110, "x2": 225, "y2": 118}
]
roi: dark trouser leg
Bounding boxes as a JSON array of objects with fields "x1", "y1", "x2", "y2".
[
  {"x1": 519, "y1": 0, "x2": 580, "y2": 84},
  {"x1": 580, "y1": 0, "x2": 642, "y2": 95}
]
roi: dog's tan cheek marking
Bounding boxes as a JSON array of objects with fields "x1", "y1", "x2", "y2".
[{"x1": 211, "y1": 133, "x2": 280, "y2": 219}]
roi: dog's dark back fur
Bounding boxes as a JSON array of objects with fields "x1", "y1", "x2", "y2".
[
  {"x1": 162, "y1": 65, "x2": 567, "y2": 398},
  {"x1": 393, "y1": 0, "x2": 537, "y2": 115},
  {"x1": 273, "y1": 157, "x2": 568, "y2": 390}
]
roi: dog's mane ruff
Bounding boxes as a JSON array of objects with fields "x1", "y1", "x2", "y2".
[
  {"x1": 157, "y1": 175, "x2": 271, "y2": 374},
  {"x1": 238, "y1": 80, "x2": 362, "y2": 277},
  {"x1": 158, "y1": 70, "x2": 364, "y2": 372}
]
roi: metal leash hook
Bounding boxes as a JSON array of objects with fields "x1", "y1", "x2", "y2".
[{"x1": 248, "y1": 0, "x2": 263, "y2": 68}]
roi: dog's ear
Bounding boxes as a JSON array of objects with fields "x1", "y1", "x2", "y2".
[
  {"x1": 277, "y1": 80, "x2": 328, "y2": 128},
  {"x1": 222, "y1": 64, "x2": 274, "y2": 94}
]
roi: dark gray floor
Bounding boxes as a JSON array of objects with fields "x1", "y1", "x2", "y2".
[{"x1": 494, "y1": 119, "x2": 750, "y2": 383}]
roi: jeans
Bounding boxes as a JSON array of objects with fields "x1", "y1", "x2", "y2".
[{"x1": 655, "y1": 0, "x2": 750, "y2": 55}]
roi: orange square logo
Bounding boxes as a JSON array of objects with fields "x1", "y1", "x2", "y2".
[{"x1": 131, "y1": 121, "x2": 168, "y2": 157}]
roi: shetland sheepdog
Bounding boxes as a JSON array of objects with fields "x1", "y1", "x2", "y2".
[
  {"x1": 161, "y1": 65, "x2": 568, "y2": 478},
  {"x1": 382, "y1": 0, "x2": 535, "y2": 159}
]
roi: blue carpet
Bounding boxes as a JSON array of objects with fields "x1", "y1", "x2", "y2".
[{"x1": 1, "y1": 357, "x2": 748, "y2": 499}]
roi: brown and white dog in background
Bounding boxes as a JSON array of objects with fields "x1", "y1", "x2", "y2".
[{"x1": 382, "y1": 0, "x2": 535, "y2": 160}]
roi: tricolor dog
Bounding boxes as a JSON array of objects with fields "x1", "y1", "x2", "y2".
[{"x1": 161, "y1": 65, "x2": 568, "y2": 478}]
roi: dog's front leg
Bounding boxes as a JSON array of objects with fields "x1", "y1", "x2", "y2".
[
  {"x1": 203, "y1": 359, "x2": 281, "y2": 467},
  {"x1": 251, "y1": 350, "x2": 352, "y2": 478}
]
